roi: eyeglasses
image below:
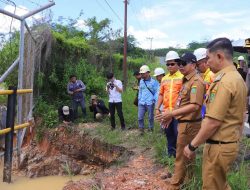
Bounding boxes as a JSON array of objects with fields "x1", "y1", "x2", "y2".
[
  {"x1": 177, "y1": 61, "x2": 188, "y2": 67},
  {"x1": 166, "y1": 63, "x2": 176, "y2": 67}
]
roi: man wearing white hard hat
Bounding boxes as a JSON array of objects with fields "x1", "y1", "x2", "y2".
[
  {"x1": 194, "y1": 48, "x2": 214, "y2": 119},
  {"x1": 194, "y1": 48, "x2": 214, "y2": 90},
  {"x1": 237, "y1": 55, "x2": 247, "y2": 80},
  {"x1": 153, "y1": 67, "x2": 165, "y2": 112},
  {"x1": 138, "y1": 65, "x2": 159, "y2": 135},
  {"x1": 155, "y1": 51, "x2": 183, "y2": 159},
  {"x1": 154, "y1": 67, "x2": 165, "y2": 83}
]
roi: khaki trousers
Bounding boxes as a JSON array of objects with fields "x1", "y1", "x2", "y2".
[
  {"x1": 169, "y1": 122, "x2": 201, "y2": 188},
  {"x1": 202, "y1": 143, "x2": 239, "y2": 190}
]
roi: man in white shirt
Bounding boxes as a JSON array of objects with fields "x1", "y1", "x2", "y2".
[{"x1": 106, "y1": 72, "x2": 125, "y2": 130}]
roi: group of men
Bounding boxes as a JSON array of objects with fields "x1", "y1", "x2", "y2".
[
  {"x1": 134, "y1": 37, "x2": 249, "y2": 190},
  {"x1": 64, "y1": 73, "x2": 125, "y2": 130},
  {"x1": 64, "y1": 37, "x2": 249, "y2": 189}
]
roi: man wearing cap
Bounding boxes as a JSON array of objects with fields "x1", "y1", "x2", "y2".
[
  {"x1": 155, "y1": 51, "x2": 183, "y2": 158},
  {"x1": 132, "y1": 70, "x2": 142, "y2": 106},
  {"x1": 58, "y1": 105, "x2": 74, "y2": 124},
  {"x1": 138, "y1": 65, "x2": 159, "y2": 135},
  {"x1": 184, "y1": 38, "x2": 247, "y2": 190},
  {"x1": 156, "y1": 52, "x2": 205, "y2": 189},
  {"x1": 106, "y1": 72, "x2": 125, "y2": 130},
  {"x1": 67, "y1": 75, "x2": 87, "y2": 119},
  {"x1": 89, "y1": 95, "x2": 109, "y2": 120},
  {"x1": 237, "y1": 55, "x2": 247, "y2": 80}
]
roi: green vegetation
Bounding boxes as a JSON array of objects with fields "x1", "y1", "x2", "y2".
[
  {"x1": 61, "y1": 161, "x2": 73, "y2": 181},
  {"x1": 0, "y1": 13, "x2": 249, "y2": 189}
]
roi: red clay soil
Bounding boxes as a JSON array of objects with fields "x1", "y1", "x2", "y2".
[{"x1": 64, "y1": 154, "x2": 170, "y2": 190}]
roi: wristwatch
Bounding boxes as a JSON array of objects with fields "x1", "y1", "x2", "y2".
[{"x1": 188, "y1": 143, "x2": 198, "y2": 152}]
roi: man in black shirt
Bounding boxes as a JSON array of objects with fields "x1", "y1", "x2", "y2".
[
  {"x1": 89, "y1": 95, "x2": 109, "y2": 120},
  {"x1": 58, "y1": 106, "x2": 74, "y2": 124}
]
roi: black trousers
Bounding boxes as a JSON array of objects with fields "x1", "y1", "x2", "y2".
[{"x1": 109, "y1": 102, "x2": 125, "y2": 129}]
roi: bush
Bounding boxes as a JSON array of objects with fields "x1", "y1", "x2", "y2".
[{"x1": 34, "y1": 98, "x2": 58, "y2": 141}]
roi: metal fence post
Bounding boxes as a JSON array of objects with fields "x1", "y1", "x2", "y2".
[{"x1": 3, "y1": 86, "x2": 17, "y2": 183}]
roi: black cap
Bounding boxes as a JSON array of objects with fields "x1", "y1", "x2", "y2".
[
  {"x1": 180, "y1": 52, "x2": 197, "y2": 63},
  {"x1": 133, "y1": 70, "x2": 140, "y2": 76}
]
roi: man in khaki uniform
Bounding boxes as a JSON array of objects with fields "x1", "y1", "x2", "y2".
[
  {"x1": 156, "y1": 52, "x2": 205, "y2": 189},
  {"x1": 184, "y1": 38, "x2": 247, "y2": 190}
]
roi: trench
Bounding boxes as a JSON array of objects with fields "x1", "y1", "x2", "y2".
[{"x1": 0, "y1": 124, "x2": 132, "y2": 189}]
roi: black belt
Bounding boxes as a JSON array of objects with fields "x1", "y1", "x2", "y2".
[
  {"x1": 206, "y1": 139, "x2": 238, "y2": 144},
  {"x1": 178, "y1": 118, "x2": 202, "y2": 123}
]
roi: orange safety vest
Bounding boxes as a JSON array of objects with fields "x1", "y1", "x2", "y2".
[{"x1": 159, "y1": 70, "x2": 183, "y2": 111}]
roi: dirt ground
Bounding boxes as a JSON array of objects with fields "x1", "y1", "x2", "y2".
[
  {"x1": 63, "y1": 153, "x2": 170, "y2": 190},
  {"x1": 62, "y1": 124, "x2": 172, "y2": 190},
  {"x1": 14, "y1": 122, "x2": 250, "y2": 190}
]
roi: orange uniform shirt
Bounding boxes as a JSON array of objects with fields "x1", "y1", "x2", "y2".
[{"x1": 159, "y1": 70, "x2": 183, "y2": 111}]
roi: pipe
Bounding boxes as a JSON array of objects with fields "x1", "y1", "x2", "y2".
[
  {"x1": 0, "y1": 58, "x2": 20, "y2": 83},
  {"x1": 21, "y1": 2, "x2": 55, "y2": 20}
]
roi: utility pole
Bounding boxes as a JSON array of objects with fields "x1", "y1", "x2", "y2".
[
  {"x1": 123, "y1": 0, "x2": 128, "y2": 90},
  {"x1": 146, "y1": 37, "x2": 153, "y2": 61}
]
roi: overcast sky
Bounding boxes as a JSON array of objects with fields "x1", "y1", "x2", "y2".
[{"x1": 1, "y1": 0, "x2": 250, "y2": 49}]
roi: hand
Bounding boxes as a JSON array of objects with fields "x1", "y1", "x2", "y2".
[
  {"x1": 161, "y1": 110, "x2": 173, "y2": 121},
  {"x1": 183, "y1": 145, "x2": 195, "y2": 160},
  {"x1": 74, "y1": 89, "x2": 81, "y2": 93},
  {"x1": 155, "y1": 109, "x2": 161, "y2": 116},
  {"x1": 155, "y1": 112, "x2": 163, "y2": 122},
  {"x1": 155, "y1": 110, "x2": 171, "y2": 122}
]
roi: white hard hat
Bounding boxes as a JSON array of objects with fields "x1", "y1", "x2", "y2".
[
  {"x1": 96, "y1": 113, "x2": 103, "y2": 120},
  {"x1": 154, "y1": 67, "x2": 165, "y2": 77},
  {"x1": 238, "y1": 55, "x2": 245, "y2": 61},
  {"x1": 194, "y1": 48, "x2": 207, "y2": 61},
  {"x1": 165, "y1": 51, "x2": 180, "y2": 61},
  {"x1": 139, "y1": 65, "x2": 150, "y2": 74}
]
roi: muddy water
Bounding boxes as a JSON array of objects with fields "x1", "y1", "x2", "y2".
[{"x1": 0, "y1": 161, "x2": 87, "y2": 190}]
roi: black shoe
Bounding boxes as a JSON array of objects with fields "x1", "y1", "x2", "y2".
[
  {"x1": 121, "y1": 127, "x2": 126, "y2": 131},
  {"x1": 111, "y1": 127, "x2": 115, "y2": 131},
  {"x1": 148, "y1": 128, "x2": 154, "y2": 132}
]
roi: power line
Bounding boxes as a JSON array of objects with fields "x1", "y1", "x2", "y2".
[
  {"x1": 95, "y1": 0, "x2": 108, "y2": 13},
  {"x1": 94, "y1": 0, "x2": 123, "y2": 29},
  {"x1": 129, "y1": 1, "x2": 144, "y2": 31},
  {"x1": 26, "y1": 0, "x2": 41, "y2": 7},
  {"x1": 103, "y1": 0, "x2": 123, "y2": 25},
  {"x1": 0, "y1": 0, "x2": 11, "y2": 6}
]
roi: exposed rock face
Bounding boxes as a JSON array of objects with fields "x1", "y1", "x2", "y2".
[{"x1": 19, "y1": 124, "x2": 131, "y2": 178}]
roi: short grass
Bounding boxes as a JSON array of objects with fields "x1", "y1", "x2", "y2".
[{"x1": 84, "y1": 84, "x2": 250, "y2": 190}]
